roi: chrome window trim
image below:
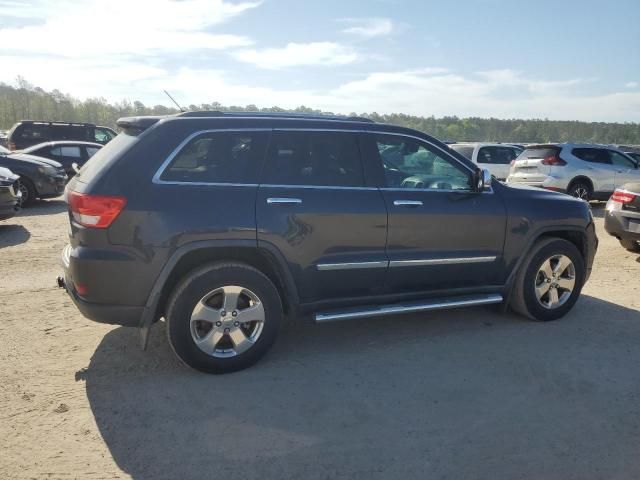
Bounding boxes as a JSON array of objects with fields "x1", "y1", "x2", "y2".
[
  {"x1": 262, "y1": 184, "x2": 378, "y2": 191},
  {"x1": 317, "y1": 260, "x2": 389, "y2": 271},
  {"x1": 389, "y1": 256, "x2": 497, "y2": 267},
  {"x1": 382, "y1": 187, "x2": 494, "y2": 194}
]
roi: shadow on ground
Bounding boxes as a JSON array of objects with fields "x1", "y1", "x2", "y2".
[
  {"x1": 0, "y1": 224, "x2": 30, "y2": 248},
  {"x1": 18, "y1": 199, "x2": 66, "y2": 217},
  {"x1": 83, "y1": 296, "x2": 640, "y2": 480}
]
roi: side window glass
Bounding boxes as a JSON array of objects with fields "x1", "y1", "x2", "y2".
[
  {"x1": 573, "y1": 148, "x2": 610, "y2": 164},
  {"x1": 160, "y1": 131, "x2": 267, "y2": 184},
  {"x1": 609, "y1": 151, "x2": 636, "y2": 168},
  {"x1": 263, "y1": 131, "x2": 364, "y2": 187},
  {"x1": 86, "y1": 147, "x2": 100, "y2": 158},
  {"x1": 376, "y1": 135, "x2": 471, "y2": 190},
  {"x1": 61, "y1": 146, "x2": 82, "y2": 158}
]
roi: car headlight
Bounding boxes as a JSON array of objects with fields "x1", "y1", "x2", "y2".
[{"x1": 38, "y1": 165, "x2": 58, "y2": 176}]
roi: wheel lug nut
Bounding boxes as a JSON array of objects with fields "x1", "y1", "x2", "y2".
[
  {"x1": 220, "y1": 310, "x2": 226, "y2": 317},
  {"x1": 234, "y1": 321, "x2": 239, "y2": 327},
  {"x1": 215, "y1": 321, "x2": 222, "y2": 327},
  {"x1": 232, "y1": 311, "x2": 238, "y2": 317}
]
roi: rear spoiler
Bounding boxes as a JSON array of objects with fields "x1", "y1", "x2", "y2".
[{"x1": 116, "y1": 116, "x2": 165, "y2": 135}]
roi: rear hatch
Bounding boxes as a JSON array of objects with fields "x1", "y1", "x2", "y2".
[{"x1": 508, "y1": 145, "x2": 559, "y2": 184}]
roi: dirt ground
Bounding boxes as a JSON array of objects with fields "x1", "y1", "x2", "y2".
[{"x1": 1, "y1": 199, "x2": 639, "y2": 480}]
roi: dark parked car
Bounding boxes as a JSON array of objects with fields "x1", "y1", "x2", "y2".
[
  {"x1": 0, "y1": 144, "x2": 67, "y2": 205},
  {"x1": 624, "y1": 152, "x2": 640, "y2": 163},
  {"x1": 0, "y1": 166, "x2": 21, "y2": 220},
  {"x1": 605, "y1": 183, "x2": 640, "y2": 252},
  {"x1": 6, "y1": 121, "x2": 116, "y2": 150},
  {"x1": 59, "y1": 112, "x2": 598, "y2": 374},
  {"x1": 21, "y1": 141, "x2": 102, "y2": 177}
]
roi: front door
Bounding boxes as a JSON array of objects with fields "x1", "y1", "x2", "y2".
[
  {"x1": 364, "y1": 133, "x2": 507, "y2": 295},
  {"x1": 256, "y1": 129, "x2": 388, "y2": 304},
  {"x1": 608, "y1": 150, "x2": 640, "y2": 188}
]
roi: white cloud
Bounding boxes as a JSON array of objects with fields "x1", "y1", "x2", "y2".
[
  {"x1": 0, "y1": 0, "x2": 259, "y2": 56},
  {"x1": 626, "y1": 82, "x2": 639, "y2": 88},
  {"x1": 233, "y1": 42, "x2": 358, "y2": 69},
  {"x1": 341, "y1": 18, "x2": 394, "y2": 38}
]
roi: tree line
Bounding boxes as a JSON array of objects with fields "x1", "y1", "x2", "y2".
[{"x1": 1, "y1": 79, "x2": 639, "y2": 145}]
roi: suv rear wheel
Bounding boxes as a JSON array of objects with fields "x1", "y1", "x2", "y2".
[
  {"x1": 620, "y1": 238, "x2": 640, "y2": 253},
  {"x1": 511, "y1": 238, "x2": 585, "y2": 321},
  {"x1": 567, "y1": 181, "x2": 592, "y2": 201},
  {"x1": 166, "y1": 262, "x2": 283, "y2": 374}
]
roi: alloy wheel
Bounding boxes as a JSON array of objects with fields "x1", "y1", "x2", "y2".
[
  {"x1": 189, "y1": 285, "x2": 265, "y2": 358},
  {"x1": 534, "y1": 254, "x2": 576, "y2": 309}
]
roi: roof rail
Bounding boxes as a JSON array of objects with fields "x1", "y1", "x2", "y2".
[
  {"x1": 19, "y1": 120, "x2": 96, "y2": 127},
  {"x1": 177, "y1": 111, "x2": 376, "y2": 123}
]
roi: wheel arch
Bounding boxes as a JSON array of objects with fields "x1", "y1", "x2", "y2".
[
  {"x1": 567, "y1": 176, "x2": 594, "y2": 194},
  {"x1": 502, "y1": 226, "x2": 588, "y2": 309},
  {"x1": 145, "y1": 240, "x2": 299, "y2": 332}
]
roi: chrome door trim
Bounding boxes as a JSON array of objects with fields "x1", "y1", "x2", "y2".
[
  {"x1": 317, "y1": 260, "x2": 389, "y2": 271},
  {"x1": 393, "y1": 200, "x2": 423, "y2": 206},
  {"x1": 266, "y1": 197, "x2": 302, "y2": 205},
  {"x1": 389, "y1": 256, "x2": 497, "y2": 267},
  {"x1": 315, "y1": 293, "x2": 504, "y2": 322}
]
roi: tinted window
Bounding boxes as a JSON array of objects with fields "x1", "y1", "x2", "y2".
[
  {"x1": 608, "y1": 151, "x2": 637, "y2": 168},
  {"x1": 161, "y1": 131, "x2": 267, "y2": 184},
  {"x1": 18, "y1": 124, "x2": 50, "y2": 141},
  {"x1": 263, "y1": 131, "x2": 364, "y2": 187},
  {"x1": 95, "y1": 128, "x2": 115, "y2": 143},
  {"x1": 76, "y1": 133, "x2": 138, "y2": 181},
  {"x1": 572, "y1": 148, "x2": 610, "y2": 164},
  {"x1": 477, "y1": 146, "x2": 519, "y2": 165},
  {"x1": 449, "y1": 145, "x2": 474, "y2": 160},
  {"x1": 59, "y1": 146, "x2": 82, "y2": 158},
  {"x1": 376, "y1": 134, "x2": 471, "y2": 190},
  {"x1": 86, "y1": 147, "x2": 100, "y2": 158}
]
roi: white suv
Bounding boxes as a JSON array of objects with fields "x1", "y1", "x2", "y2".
[
  {"x1": 449, "y1": 143, "x2": 522, "y2": 181},
  {"x1": 507, "y1": 144, "x2": 640, "y2": 201}
]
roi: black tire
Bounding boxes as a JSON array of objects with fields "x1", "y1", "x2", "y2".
[
  {"x1": 166, "y1": 262, "x2": 283, "y2": 374},
  {"x1": 17, "y1": 177, "x2": 37, "y2": 206},
  {"x1": 567, "y1": 180, "x2": 592, "y2": 201},
  {"x1": 620, "y1": 238, "x2": 640, "y2": 253},
  {"x1": 511, "y1": 238, "x2": 585, "y2": 321}
]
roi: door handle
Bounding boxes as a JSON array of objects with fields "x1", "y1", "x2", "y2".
[
  {"x1": 393, "y1": 200, "x2": 423, "y2": 207},
  {"x1": 267, "y1": 197, "x2": 302, "y2": 205}
]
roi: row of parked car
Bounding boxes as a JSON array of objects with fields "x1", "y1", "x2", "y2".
[{"x1": 0, "y1": 121, "x2": 114, "y2": 218}]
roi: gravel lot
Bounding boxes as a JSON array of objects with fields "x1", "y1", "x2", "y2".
[{"x1": 1, "y1": 199, "x2": 639, "y2": 480}]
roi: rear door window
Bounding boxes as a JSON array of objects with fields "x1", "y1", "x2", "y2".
[
  {"x1": 262, "y1": 131, "x2": 364, "y2": 187},
  {"x1": 18, "y1": 124, "x2": 51, "y2": 142},
  {"x1": 572, "y1": 148, "x2": 610, "y2": 164},
  {"x1": 60, "y1": 146, "x2": 82, "y2": 159},
  {"x1": 160, "y1": 131, "x2": 269, "y2": 184},
  {"x1": 86, "y1": 147, "x2": 100, "y2": 158},
  {"x1": 477, "y1": 146, "x2": 518, "y2": 164}
]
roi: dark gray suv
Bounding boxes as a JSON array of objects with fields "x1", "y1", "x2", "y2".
[{"x1": 60, "y1": 112, "x2": 598, "y2": 373}]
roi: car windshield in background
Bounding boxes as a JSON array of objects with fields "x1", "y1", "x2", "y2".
[{"x1": 75, "y1": 133, "x2": 137, "y2": 181}]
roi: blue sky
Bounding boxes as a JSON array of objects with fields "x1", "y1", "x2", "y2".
[{"x1": 0, "y1": 0, "x2": 638, "y2": 121}]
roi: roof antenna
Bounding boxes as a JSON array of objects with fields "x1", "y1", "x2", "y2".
[{"x1": 163, "y1": 90, "x2": 186, "y2": 112}]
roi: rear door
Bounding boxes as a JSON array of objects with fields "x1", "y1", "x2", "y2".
[
  {"x1": 608, "y1": 150, "x2": 640, "y2": 187},
  {"x1": 572, "y1": 148, "x2": 616, "y2": 193},
  {"x1": 256, "y1": 129, "x2": 388, "y2": 304},
  {"x1": 364, "y1": 133, "x2": 507, "y2": 294}
]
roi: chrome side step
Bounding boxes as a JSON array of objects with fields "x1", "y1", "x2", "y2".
[{"x1": 314, "y1": 293, "x2": 503, "y2": 323}]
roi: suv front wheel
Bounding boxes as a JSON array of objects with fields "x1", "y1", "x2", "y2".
[
  {"x1": 511, "y1": 238, "x2": 585, "y2": 321},
  {"x1": 166, "y1": 262, "x2": 283, "y2": 374}
]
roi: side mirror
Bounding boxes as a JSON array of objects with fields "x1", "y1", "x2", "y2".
[{"x1": 474, "y1": 168, "x2": 492, "y2": 191}]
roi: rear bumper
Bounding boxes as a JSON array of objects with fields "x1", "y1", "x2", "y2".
[
  {"x1": 605, "y1": 205, "x2": 640, "y2": 243},
  {"x1": 60, "y1": 244, "x2": 144, "y2": 327},
  {"x1": 0, "y1": 184, "x2": 20, "y2": 220}
]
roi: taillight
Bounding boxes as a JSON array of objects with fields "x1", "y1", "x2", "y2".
[
  {"x1": 541, "y1": 155, "x2": 567, "y2": 166},
  {"x1": 67, "y1": 191, "x2": 127, "y2": 228},
  {"x1": 611, "y1": 189, "x2": 637, "y2": 205}
]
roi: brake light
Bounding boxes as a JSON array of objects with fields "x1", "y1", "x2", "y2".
[
  {"x1": 611, "y1": 189, "x2": 637, "y2": 205},
  {"x1": 68, "y1": 191, "x2": 127, "y2": 228},
  {"x1": 541, "y1": 155, "x2": 567, "y2": 166}
]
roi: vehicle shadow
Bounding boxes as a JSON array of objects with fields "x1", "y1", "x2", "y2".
[
  {"x1": 19, "y1": 198, "x2": 67, "y2": 217},
  {"x1": 82, "y1": 295, "x2": 640, "y2": 480},
  {"x1": 589, "y1": 202, "x2": 606, "y2": 218},
  {"x1": 0, "y1": 224, "x2": 30, "y2": 248}
]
